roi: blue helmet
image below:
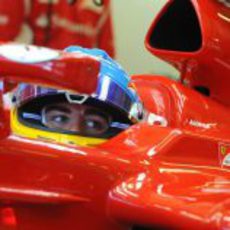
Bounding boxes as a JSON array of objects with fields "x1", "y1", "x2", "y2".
[{"x1": 14, "y1": 47, "x2": 144, "y2": 143}]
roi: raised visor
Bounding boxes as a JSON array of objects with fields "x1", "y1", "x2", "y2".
[{"x1": 149, "y1": 0, "x2": 202, "y2": 52}]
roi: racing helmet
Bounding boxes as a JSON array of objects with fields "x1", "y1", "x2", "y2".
[{"x1": 11, "y1": 47, "x2": 144, "y2": 147}]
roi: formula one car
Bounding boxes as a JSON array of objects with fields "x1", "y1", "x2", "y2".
[{"x1": 0, "y1": 0, "x2": 230, "y2": 230}]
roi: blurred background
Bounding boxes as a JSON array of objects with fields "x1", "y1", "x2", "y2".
[
  {"x1": 0, "y1": 0, "x2": 178, "y2": 78},
  {"x1": 112, "y1": 0, "x2": 178, "y2": 78}
]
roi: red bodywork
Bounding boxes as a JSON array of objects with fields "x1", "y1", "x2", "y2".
[{"x1": 0, "y1": 0, "x2": 230, "y2": 230}]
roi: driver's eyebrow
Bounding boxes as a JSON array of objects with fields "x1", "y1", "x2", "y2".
[
  {"x1": 45, "y1": 105, "x2": 71, "y2": 113},
  {"x1": 84, "y1": 108, "x2": 109, "y2": 119}
]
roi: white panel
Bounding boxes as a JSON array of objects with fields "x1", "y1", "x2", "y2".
[{"x1": 111, "y1": 0, "x2": 179, "y2": 79}]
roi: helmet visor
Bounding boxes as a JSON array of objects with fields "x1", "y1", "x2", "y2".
[{"x1": 41, "y1": 103, "x2": 111, "y2": 137}]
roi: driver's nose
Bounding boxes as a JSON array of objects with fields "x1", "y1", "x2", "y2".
[{"x1": 68, "y1": 107, "x2": 85, "y2": 132}]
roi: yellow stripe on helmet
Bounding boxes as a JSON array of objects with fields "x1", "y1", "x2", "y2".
[{"x1": 11, "y1": 109, "x2": 106, "y2": 147}]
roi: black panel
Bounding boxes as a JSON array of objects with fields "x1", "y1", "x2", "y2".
[
  {"x1": 194, "y1": 86, "x2": 210, "y2": 96},
  {"x1": 149, "y1": 0, "x2": 202, "y2": 52}
]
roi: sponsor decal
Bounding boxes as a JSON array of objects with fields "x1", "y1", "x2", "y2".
[
  {"x1": 189, "y1": 119, "x2": 216, "y2": 129},
  {"x1": 147, "y1": 113, "x2": 168, "y2": 126},
  {"x1": 219, "y1": 143, "x2": 230, "y2": 166},
  {"x1": 0, "y1": 44, "x2": 60, "y2": 63}
]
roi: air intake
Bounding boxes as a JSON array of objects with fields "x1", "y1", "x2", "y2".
[{"x1": 149, "y1": 0, "x2": 202, "y2": 52}]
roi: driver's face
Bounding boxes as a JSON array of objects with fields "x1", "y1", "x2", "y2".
[{"x1": 42, "y1": 103, "x2": 110, "y2": 137}]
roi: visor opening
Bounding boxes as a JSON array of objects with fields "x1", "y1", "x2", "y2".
[
  {"x1": 17, "y1": 94, "x2": 132, "y2": 139},
  {"x1": 149, "y1": 0, "x2": 202, "y2": 52}
]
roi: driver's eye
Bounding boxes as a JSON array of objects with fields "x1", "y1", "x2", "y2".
[
  {"x1": 50, "y1": 114, "x2": 70, "y2": 124},
  {"x1": 83, "y1": 114, "x2": 109, "y2": 135},
  {"x1": 85, "y1": 119, "x2": 103, "y2": 130},
  {"x1": 43, "y1": 105, "x2": 72, "y2": 130}
]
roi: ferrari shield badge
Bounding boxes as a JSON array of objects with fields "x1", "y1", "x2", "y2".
[{"x1": 219, "y1": 143, "x2": 230, "y2": 166}]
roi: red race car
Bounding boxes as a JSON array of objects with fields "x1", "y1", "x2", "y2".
[{"x1": 0, "y1": 0, "x2": 230, "y2": 230}]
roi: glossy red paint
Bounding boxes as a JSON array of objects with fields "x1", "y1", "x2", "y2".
[
  {"x1": 0, "y1": 47, "x2": 99, "y2": 95},
  {"x1": 0, "y1": 0, "x2": 230, "y2": 229},
  {"x1": 0, "y1": 52, "x2": 229, "y2": 230},
  {"x1": 146, "y1": 0, "x2": 230, "y2": 107}
]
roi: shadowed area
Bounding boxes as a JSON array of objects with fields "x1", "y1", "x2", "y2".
[{"x1": 149, "y1": 0, "x2": 202, "y2": 52}]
